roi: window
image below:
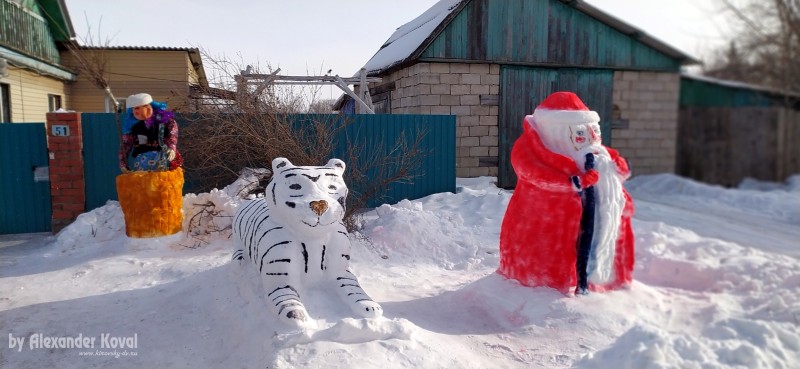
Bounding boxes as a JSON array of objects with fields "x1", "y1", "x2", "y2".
[
  {"x1": 371, "y1": 91, "x2": 392, "y2": 114},
  {"x1": 104, "y1": 97, "x2": 126, "y2": 113},
  {"x1": 48, "y1": 94, "x2": 62, "y2": 112},
  {"x1": 0, "y1": 83, "x2": 10, "y2": 123}
]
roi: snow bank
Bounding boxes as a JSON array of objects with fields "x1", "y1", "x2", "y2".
[
  {"x1": 627, "y1": 173, "x2": 800, "y2": 224},
  {"x1": 2, "y1": 175, "x2": 799, "y2": 368}
]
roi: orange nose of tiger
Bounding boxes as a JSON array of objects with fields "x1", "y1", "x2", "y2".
[{"x1": 310, "y1": 200, "x2": 328, "y2": 216}]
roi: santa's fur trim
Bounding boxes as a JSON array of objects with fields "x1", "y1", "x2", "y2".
[{"x1": 531, "y1": 109, "x2": 599, "y2": 126}]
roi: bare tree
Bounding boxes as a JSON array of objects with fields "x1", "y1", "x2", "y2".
[
  {"x1": 705, "y1": 0, "x2": 800, "y2": 93},
  {"x1": 61, "y1": 22, "x2": 124, "y2": 136}
]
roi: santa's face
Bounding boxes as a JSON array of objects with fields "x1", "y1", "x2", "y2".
[{"x1": 569, "y1": 123, "x2": 601, "y2": 151}]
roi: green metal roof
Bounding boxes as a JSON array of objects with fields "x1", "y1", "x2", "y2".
[
  {"x1": 38, "y1": 0, "x2": 74, "y2": 42},
  {"x1": 680, "y1": 74, "x2": 800, "y2": 108},
  {"x1": 364, "y1": 0, "x2": 699, "y2": 76}
]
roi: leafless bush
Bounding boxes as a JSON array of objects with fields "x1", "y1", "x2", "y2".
[{"x1": 182, "y1": 59, "x2": 428, "y2": 232}]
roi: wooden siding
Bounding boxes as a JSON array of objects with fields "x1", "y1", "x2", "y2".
[
  {"x1": 2, "y1": 66, "x2": 67, "y2": 122},
  {"x1": 677, "y1": 107, "x2": 781, "y2": 186},
  {"x1": 678, "y1": 77, "x2": 800, "y2": 184},
  {"x1": 422, "y1": 0, "x2": 680, "y2": 71},
  {"x1": 497, "y1": 65, "x2": 613, "y2": 188},
  {"x1": 62, "y1": 50, "x2": 194, "y2": 113}
]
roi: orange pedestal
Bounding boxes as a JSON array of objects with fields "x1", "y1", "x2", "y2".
[{"x1": 116, "y1": 168, "x2": 184, "y2": 238}]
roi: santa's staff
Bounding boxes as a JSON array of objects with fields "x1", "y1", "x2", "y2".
[{"x1": 575, "y1": 152, "x2": 595, "y2": 295}]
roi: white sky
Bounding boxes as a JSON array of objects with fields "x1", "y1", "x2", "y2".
[{"x1": 65, "y1": 0, "x2": 732, "y2": 80}]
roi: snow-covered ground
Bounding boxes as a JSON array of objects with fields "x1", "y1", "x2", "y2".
[{"x1": 1, "y1": 174, "x2": 798, "y2": 369}]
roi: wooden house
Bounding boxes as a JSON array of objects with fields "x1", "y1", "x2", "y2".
[
  {"x1": 0, "y1": 0, "x2": 75, "y2": 122},
  {"x1": 357, "y1": 0, "x2": 698, "y2": 186},
  {"x1": 60, "y1": 46, "x2": 209, "y2": 113},
  {"x1": 678, "y1": 74, "x2": 800, "y2": 186},
  {"x1": 0, "y1": 0, "x2": 210, "y2": 123}
]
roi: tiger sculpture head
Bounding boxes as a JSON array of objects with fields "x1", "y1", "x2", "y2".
[{"x1": 269, "y1": 157, "x2": 348, "y2": 235}]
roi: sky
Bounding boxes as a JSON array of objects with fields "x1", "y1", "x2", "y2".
[
  {"x1": 64, "y1": 0, "x2": 732, "y2": 83},
  {"x1": 1, "y1": 172, "x2": 798, "y2": 368}
]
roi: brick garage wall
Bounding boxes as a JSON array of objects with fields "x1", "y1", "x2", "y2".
[
  {"x1": 378, "y1": 62, "x2": 501, "y2": 177},
  {"x1": 611, "y1": 71, "x2": 681, "y2": 175}
]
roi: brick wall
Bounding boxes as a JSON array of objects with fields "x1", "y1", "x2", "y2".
[
  {"x1": 375, "y1": 64, "x2": 680, "y2": 178},
  {"x1": 611, "y1": 71, "x2": 680, "y2": 175},
  {"x1": 46, "y1": 112, "x2": 85, "y2": 233},
  {"x1": 379, "y1": 62, "x2": 501, "y2": 177}
]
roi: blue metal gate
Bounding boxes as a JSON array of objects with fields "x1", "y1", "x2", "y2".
[
  {"x1": 81, "y1": 113, "x2": 456, "y2": 210},
  {"x1": 0, "y1": 123, "x2": 51, "y2": 234},
  {"x1": 82, "y1": 113, "x2": 122, "y2": 211}
]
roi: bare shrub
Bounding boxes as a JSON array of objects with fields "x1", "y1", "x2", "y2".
[{"x1": 182, "y1": 59, "x2": 428, "y2": 232}]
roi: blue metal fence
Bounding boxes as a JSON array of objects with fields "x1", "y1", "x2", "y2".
[{"x1": 81, "y1": 113, "x2": 456, "y2": 211}]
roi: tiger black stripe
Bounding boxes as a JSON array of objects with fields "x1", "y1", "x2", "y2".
[
  {"x1": 355, "y1": 298, "x2": 374, "y2": 302},
  {"x1": 268, "y1": 285, "x2": 299, "y2": 297},
  {"x1": 336, "y1": 277, "x2": 357, "y2": 281},
  {"x1": 264, "y1": 272, "x2": 289, "y2": 276},
  {"x1": 272, "y1": 292, "x2": 298, "y2": 302},
  {"x1": 302, "y1": 174, "x2": 320, "y2": 182},
  {"x1": 236, "y1": 201, "x2": 260, "y2": 235},
  {"x1": 267, "y1": 259, "x2": 291, "y2": 264},
  {"x1": 271, "y1": 183, "x2": 277, "y2": 205},
  {"x1": 241, "y1": 209, "x2": 269, "y2": 246},
  {"x1": 301, "y1": 243, "x2": 309, "y2": 273},
  {"x1": 259, "y1": 241, "x2": 291, "y2": 272},
  {"x1": 321, "y1": 245, "x2": 326, "y2": 270},
  {"x1": 278, "y1": 302, "x2": 301, "y2": 315},
  {"x1": 247, "y1": 213, "x2": 271, "y2": 248},
  {"x1": 252, "y1": 226, "x2": 283, "y2": 261},
  {"x1": 341, "y1": 254, "x2": 351, "y2": 260},
  {"x1": 347, "y1": 292, "x2": 366, "y2": 296},
  {"x1": 340, "y1": 283, "x2": 360, "y2": 287},
  {"x1": 274, "y1": 297, "x2": 299, "y2": 306},
  {"x1": 279, "y1": 167, "x2": 328, "y2": 173},
  {"x1": 245, "y1": 207, "x2": 270, "y2": 248}
]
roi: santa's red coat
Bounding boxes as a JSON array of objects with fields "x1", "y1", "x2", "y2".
[{"x1": 498, "y1": 120, "x2": 635, "y2": 293}]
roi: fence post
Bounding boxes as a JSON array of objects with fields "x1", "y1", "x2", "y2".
[{"x1": 46, "y1": 112, "x2": 86, "y2": 233}]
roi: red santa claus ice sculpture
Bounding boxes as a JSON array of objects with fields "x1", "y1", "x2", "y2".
[{"x1": 498, "y1": 91, "x2": 634, "y2": 295}]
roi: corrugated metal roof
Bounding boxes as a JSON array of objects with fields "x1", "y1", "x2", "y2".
[
  {"x1": 73, "y1": 45, "x2": 209, "y2": 88},
  {"x1": 76, "y1": 46, "x2": 200, "y2": 52}
]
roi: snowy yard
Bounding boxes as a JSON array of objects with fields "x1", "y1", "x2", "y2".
[{"x1": 1, "y1": 174, "x2": 798, "y2": 368}]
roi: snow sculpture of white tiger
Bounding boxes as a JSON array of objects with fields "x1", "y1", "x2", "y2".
[{"x1": 233, "y1": 157, "x2": 382, "y2": 326}]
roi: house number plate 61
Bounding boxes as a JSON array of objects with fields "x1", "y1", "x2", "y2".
[{"x1": 52, "y1": 125, "x2": 70, "y2": 136}]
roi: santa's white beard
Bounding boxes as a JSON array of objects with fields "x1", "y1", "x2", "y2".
[{"x1": 572, "y1": 145, "x2": 626, "y2": 284}]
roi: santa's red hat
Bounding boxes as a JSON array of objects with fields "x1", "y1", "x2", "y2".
[{"x1": 531, "y1": 91, "x2": 599, "y2": 126}]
